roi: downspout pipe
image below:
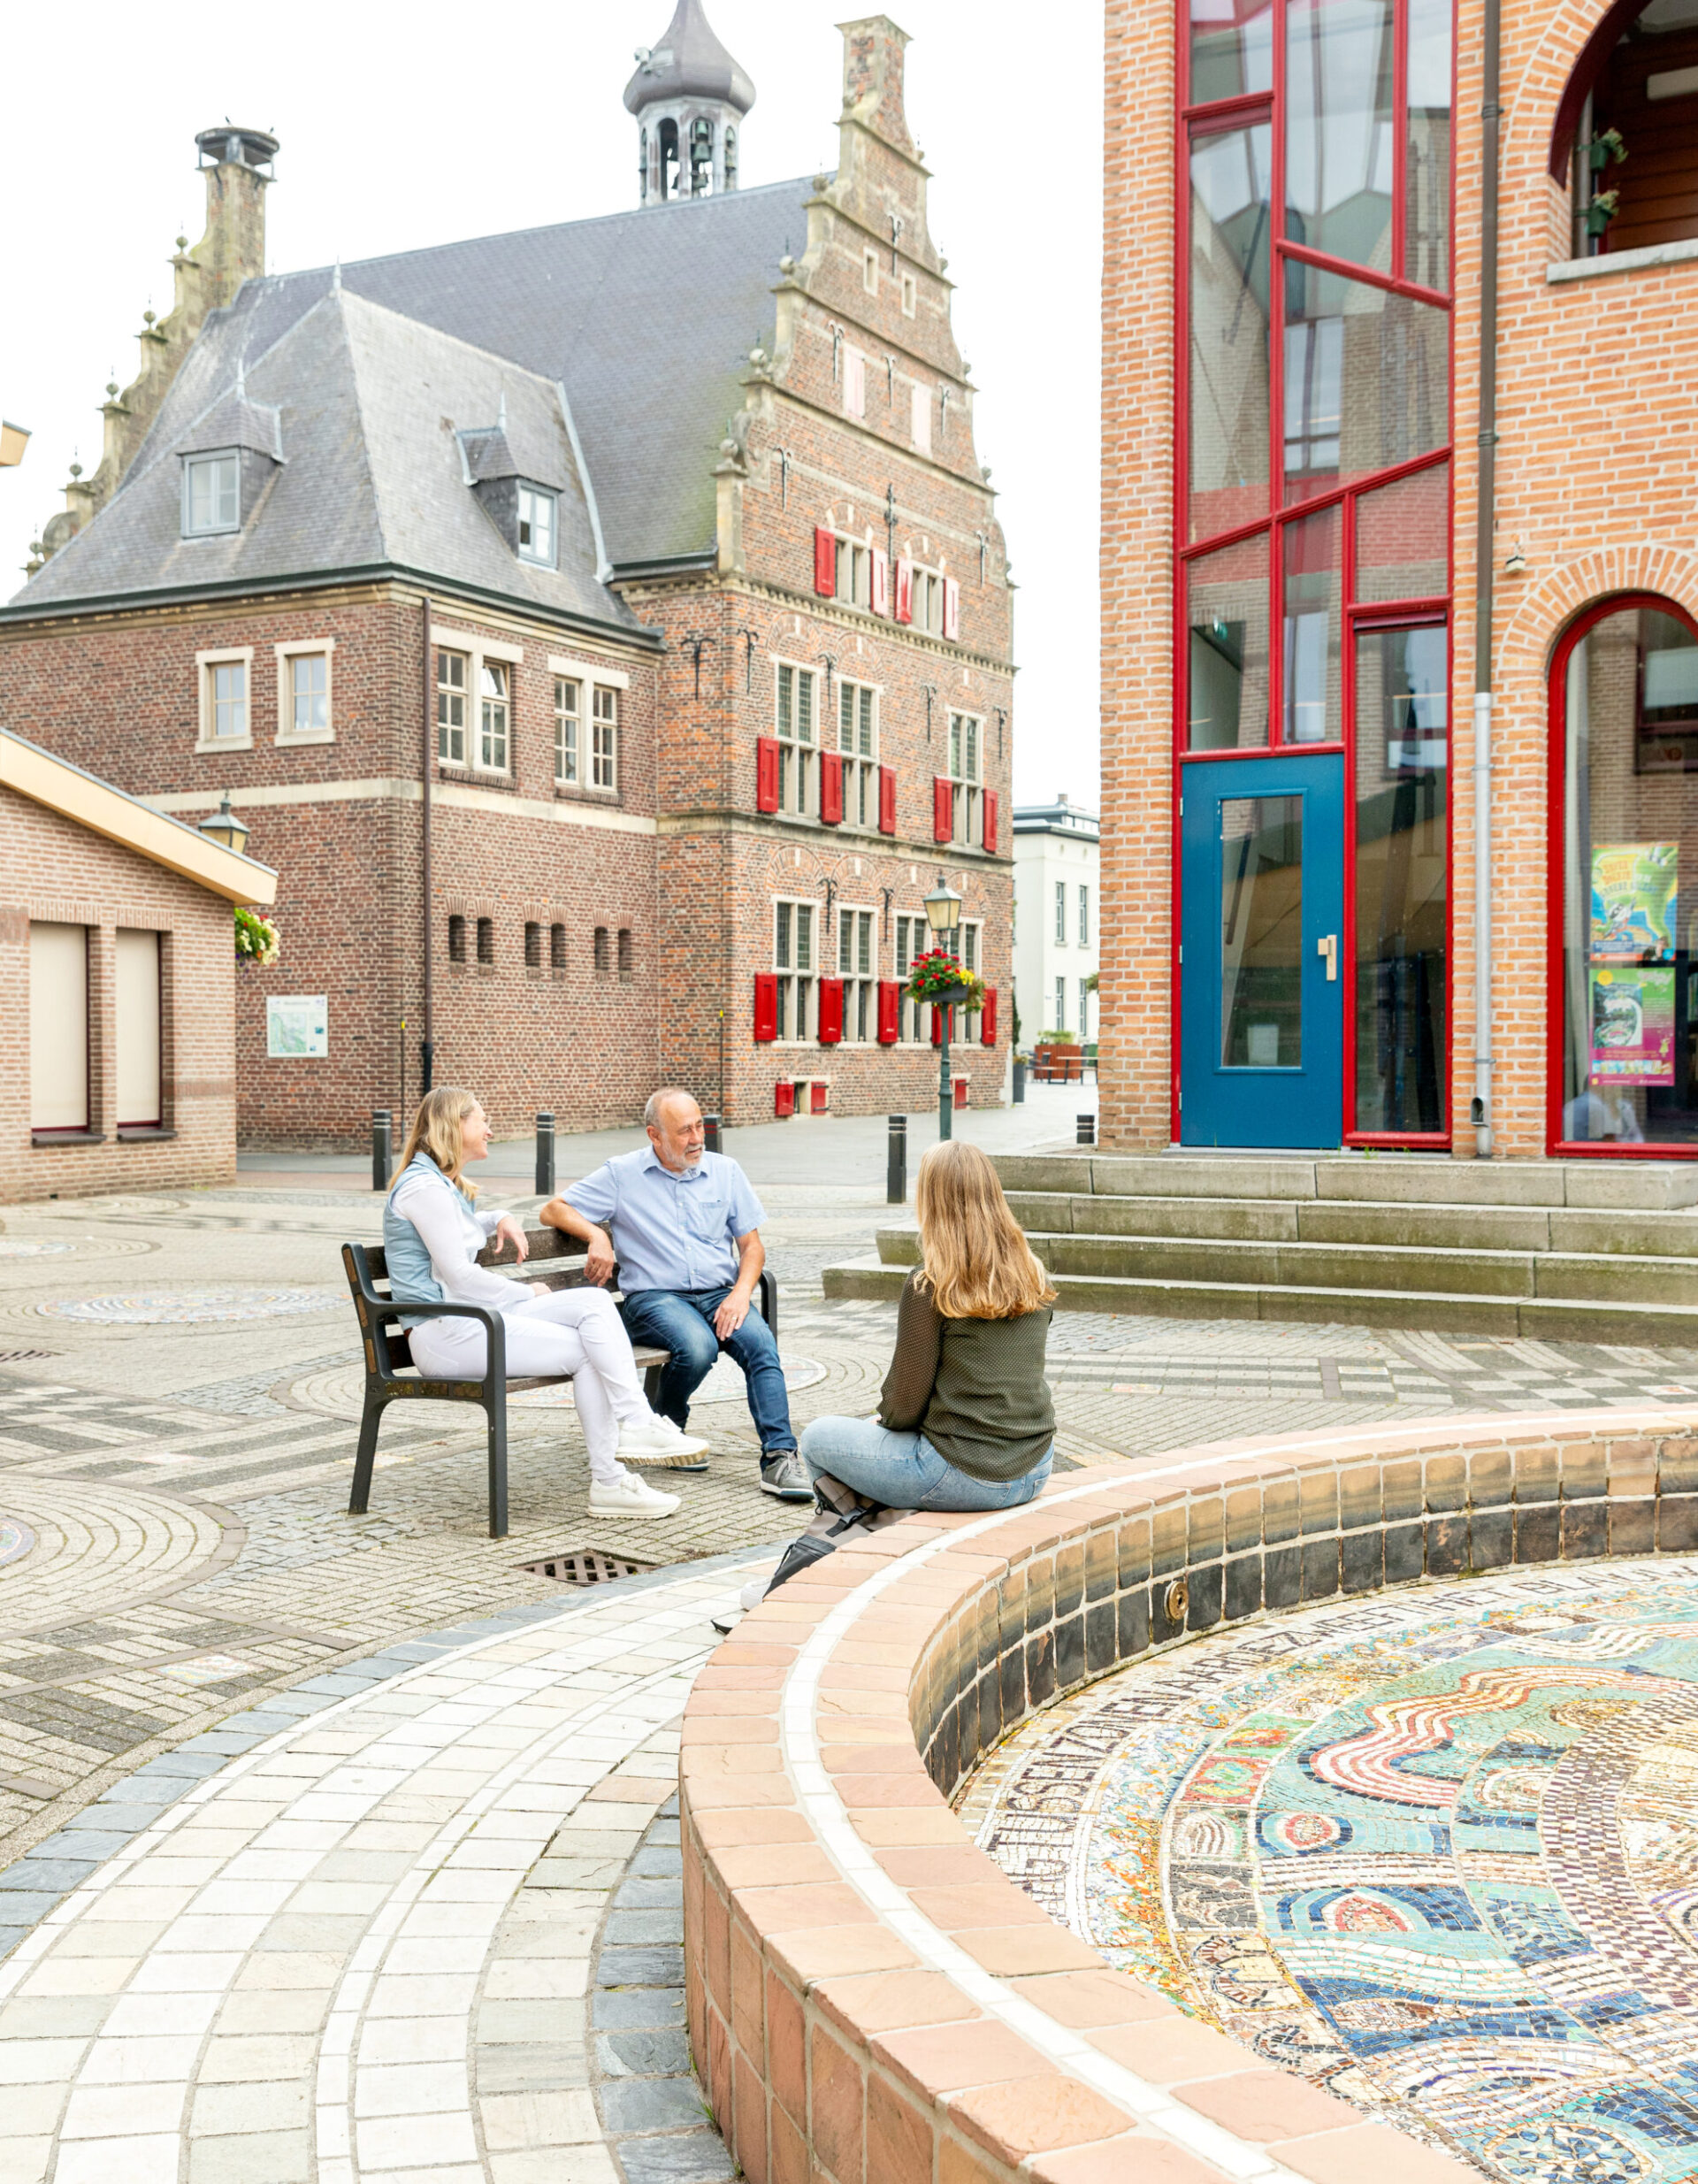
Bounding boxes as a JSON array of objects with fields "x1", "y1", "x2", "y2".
[
  {"x1": 1472, "y1": 0, "x2": 1502, "y2": 1158},
  {"x1": 421, "y1": 594, "x2": 435, "y2": 1098}
]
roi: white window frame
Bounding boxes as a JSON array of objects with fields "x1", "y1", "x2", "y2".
[
  {"x1": 436, "y1": 648, "x2": 470, "y2": 768},
  {"x1": 836, "y1": 902, "x2": 877, "y2": 1044},
  {"x1": 479, "y1": 660, "x2": 511, "y2": 772},
  {"x1": 1054, "y1": 976, "x2": 1067, "y2": 1037},
  {"x1": 946, "y1": 709, "x2": 983, "y2": 846},
  {"x1": 910, "y1": 380, "x2": 933, "y2": 456},
  {"x1": 773, "y1": 895, "x2": 822, "y2": 1045},
  {"x1": 196, "y1": 648, "x2": 254, "y2": 752},
  {"x1": 181, "y1": 449, "x2": 240, "y2": 537},
  {"x1": 834, "y1": 677, "x2": 881, "y2": 829},
  {"x1": 910, "y1": 561, "x2": 948, "y2": 636},
  {"x1": 1078, "y1": 883, "x2": 1090, "y2": 946},
  {"x1": 774, "y1": 659, "x2": 820, "y2": 818},
  {"x1": 1054, "y1": 879, "x2": 1067, "y2": 946},
  {"x1": 591, "y1": 685, "x2": 618, "y2": 792},
  {"x1": 554, "y1": 675, "x2": 581, "y2": 785},
  {"x1": 844, "y1": 346, "x2": 867, "y2": 419},
  {"x1": 274, "y1": 640, "x2": 334, "y2": 746},
  {"x1": 833, "y1": 533, "x2": 876, "y2": 611},
  {"x1": 1080, "y1": 977, "x2": 1092, "y2": 1046},
  {"x1": 516, "y1": 484, "x2": 558, "y2": 566},
  {"x1": 894, "y1": 913, "x2": 934, "y2": 1045},
  {"x1": 432, "y1": 628, "x2": 524, "y2": 777},
  {"x1": 961, "y1": 920, "x2": 984, "y2": 1044}
]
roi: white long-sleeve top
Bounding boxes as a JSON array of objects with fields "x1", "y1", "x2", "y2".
[{"x1": 389, "y1": 1170, "x2": 524, "y2": 1309}]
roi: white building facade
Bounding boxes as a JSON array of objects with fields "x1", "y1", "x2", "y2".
[{"x1": 1013, "y1": 795, "x2": 1099, "y2": 1047}]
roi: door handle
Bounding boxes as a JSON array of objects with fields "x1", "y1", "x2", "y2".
[{"x1": 1318, "y1": 933, "x2": 1338, "y2": 982}]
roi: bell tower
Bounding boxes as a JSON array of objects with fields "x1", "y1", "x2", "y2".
[{"x1": 624, "y1": 0, "x2": 755, "y2": 205}]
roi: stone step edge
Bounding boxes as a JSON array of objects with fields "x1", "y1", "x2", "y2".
[
  {"x1": 878, "y1": 1228, "x2": 1698, "y2": 1276},
  {"x1": 1004, "y1": 1189, "x2": 1698, "y2": 1232},
  {"x1": 821, "y1": 1255, "x2": 1698, "y2": 1329}
]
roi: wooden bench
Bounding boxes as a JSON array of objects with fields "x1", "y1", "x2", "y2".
[{"x1": 340, "y1": 1223, "x2": 778, "y2": 1538}]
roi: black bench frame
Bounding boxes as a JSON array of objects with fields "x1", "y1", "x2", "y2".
[{"x1": 340, "y1": 1228, "x2": 777, "y2": 1538}]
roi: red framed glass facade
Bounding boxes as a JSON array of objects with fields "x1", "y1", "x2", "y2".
[
  {"x1": 1547, "y1": 594, "x2": 1698, "y2": 1159},
  {"x1": 1174, "y1": 0, "x2": 1456, "y2": 1146}
]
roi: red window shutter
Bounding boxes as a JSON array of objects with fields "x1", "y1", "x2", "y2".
[
  {"x1": 930, "y1": 1002, "x2": 945, "y2": 1046},
  {"x1": 811, "y1": 1082, "x2": 829, "y2": 1114},
  {"x1": 871, "y1": 548, "x2": 890, "y2": 617},
  {"x1": 944, "y1": 576, "x2": 960, "y2": 640},
  {"x1": 878, "y1": 764, "x2": 897, "y2": 835},
  {"x1": 818, "y1": 977, "x2": 845, "y2": 1043},
  {"x1": 981, "y1": 986, "x2": 998, "y2": 1046},
  {"x1": 933, "y1": 776, "x2": 952, "y2": 843},
  {"x1": 756, "y1": 736, "x2": 780, "y2": 812},
  {"x1": 894, "y1": 558, "x2": 914, "y2": 625},
  {"x1": 983, "y1": 789, "x2": 998, "y2": 854},
  {"x1": 821, "y1": 751, "x2": 845, "y2": 825},
  {"x1": 814, "y1": 526, "x2": 837, "y2": 597},
  {"x1": 876, "y1": 980, "x2": 900, "y2": 1043},
  {"x1": 753, "y1": 973, "x2": 778, "y2": 1042},
  {"x1": 775, "y1": 1079, "x2": 795, "y2": 1117}
]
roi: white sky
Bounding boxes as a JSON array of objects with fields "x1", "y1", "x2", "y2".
[{"x1": 0, "y1": 0, "x2": 1103, "y2": 813}]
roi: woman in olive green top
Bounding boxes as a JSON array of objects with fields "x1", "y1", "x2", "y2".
[{"x1": 798, "y1": 1139, "x2": 1058, "y2": 1511}]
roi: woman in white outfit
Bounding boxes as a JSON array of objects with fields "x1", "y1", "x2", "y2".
[{"x1": 386, "y1": 1087, "x2": 705, "y2": 1519}]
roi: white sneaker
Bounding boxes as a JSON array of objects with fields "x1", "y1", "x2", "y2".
[
  {"x1": 588, "y1": 1469, "x2": 680, "y2": 1519},
  {"x1": 616, "y1": 1415, "x2": 711, "y2": 1468}
]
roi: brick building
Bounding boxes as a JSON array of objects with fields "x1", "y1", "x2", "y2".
[
  {"x1": 1101, "y1": 0, "x2": 1698, "y2": 1169},
  {"x1": 0, "y1": 5, "x2": 1012, "y2": 1148},
  {"x1": 1, "y1": 729, "x2": 277, "y2": 1200}
]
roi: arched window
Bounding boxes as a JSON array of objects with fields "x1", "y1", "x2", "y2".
[
  {"x1": 1550, "y1": 594, "x2": 1698, "y2": 1152},
  {"x1": 724, "y1": 125, "x2": 738, "y2": 191},
  {"x1": 1550, "y1": 0, "x2": 1698, "y2": 257},
  {"x1": 690, "y1": 115, "x2": 715, "y2": 196},
  {"x1": 639, "y1": 126, "x2": 649, "y2": 203},
  {"x1": 658, "y1": 118, "x2": 679, "y2": 202}
]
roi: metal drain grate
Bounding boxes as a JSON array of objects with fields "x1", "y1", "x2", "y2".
[
  {"x1": 0, "y1": 1351, "x2": 62, "y2": 1363},
  {"x1": 521, "y1": 1549, "x2": 655, "y2": 1585}
]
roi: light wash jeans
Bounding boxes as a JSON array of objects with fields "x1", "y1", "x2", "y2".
[{"x1": 798, "y1": 1414, "x2": 1052, "y2": 1513}]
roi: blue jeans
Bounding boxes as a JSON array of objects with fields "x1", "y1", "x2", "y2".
[
  {"x1": 798, "y1": 1414, "x2": 1052, "y2": 1513},
  {"x1": 618, "y1": 1285, "x2": 796, "y2": 1453}
]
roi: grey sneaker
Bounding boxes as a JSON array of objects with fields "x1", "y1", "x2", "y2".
[{"x1": 759, "y1": 1451, "x2": 813, "y2": 1502}]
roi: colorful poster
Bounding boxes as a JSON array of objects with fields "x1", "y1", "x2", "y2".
[
  {"x1": 1591, "y1": 842, "x2": 1679, "y2": 962},
  {"x1": 1590, "y1": 968, "x2": 1676, "y2": 1084}
]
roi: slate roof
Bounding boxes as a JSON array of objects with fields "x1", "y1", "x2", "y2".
[
  {"x1": 7, "y1": 177, "x2": 815, "y2": 618},
  {"x1": 624, "y1": 0, "x2": 757, "y2": 116}
]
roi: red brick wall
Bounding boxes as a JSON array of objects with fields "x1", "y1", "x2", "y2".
[{"x1": 0, "y1": 784, "x2": 237, "y2": 1200}]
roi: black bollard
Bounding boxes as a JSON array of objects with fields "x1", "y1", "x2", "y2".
[
  {"x1": 535, "y1": 1112, "x2": 555, "y2": 1197},
  {"x1": 703, "y1": 1113, "x2": 722, "y2": 1154},
  {"x1": 371, "y1": 1110, "x2": 393, "y2": 1192},
  {"x1": 1012, "y1": 1056, "x2": 1026, "y2": 1106},
  {"x1": 1076, "y1": 1112, "x2": 1096, "y2": 1146},
  {"x1": 887, "y1": 1114, "x2": 908, "y2": 1205}
]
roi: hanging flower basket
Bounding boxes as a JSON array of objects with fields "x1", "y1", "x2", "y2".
[
  {"x1": 905, "y1": 947, "x2": 984, "y2": 1012},
  {"x1": 234, "y1": 905, "x2": 280, "y2": 967}
]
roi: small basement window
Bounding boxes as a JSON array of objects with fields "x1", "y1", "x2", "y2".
[
  {"x1": 524, "y1": 921, "x2": 542, "y2": 969},
  {"x1": 517, "y1": 485, "x2": 557, "y2": 567},
  {"x1": 448, "y1": 915, "x2": 467, "y2": 963},
  {"x1": 477, "y1": 917, "x2": 495, "y2": 965},
  {"x1": 182, "y1": 451, "x2": 240, "y2": 536}
]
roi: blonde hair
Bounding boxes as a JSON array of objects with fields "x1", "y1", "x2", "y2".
[
  {"x1": 394, "y1": 1086, "x2": 481, "y2": 1199},
  {"x1": 914, "y1": 1139, "x2": 1057, "y2": 1321}
]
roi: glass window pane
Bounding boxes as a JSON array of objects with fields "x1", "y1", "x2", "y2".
[
  {"x1": 1282, "y1": 504, "x2": 1341, "y2": 744},
  {"x1": 1356, "y1": 461, "x2": 1449, "y2": 602},
  {"x1": 1187, "y1": 533, "x2": 1271, "y2": 749},
  {"x1": 1189, "y1": 123, "x2": 1273, "y2": 544},
  {"x1": 1353, "y1": 625, "x2": 1448, "y2": 1131},
  {"x1": 1562, "y1": 605, "x2": 1698, "y2": 1147},
  {"x1": 1220, "y1": 794, "x2": 1304, "y2": 1066},
  {"x1": 1189, "y1": 0, "x2": 1273, "y2": 103},
  {"x1": 1284, "y1": 262, "x2": 1448, "y2": 502},
  {"x1": 1406, "y1": 0, "x2": 1453, "y2": 291},
  {"x1": 217, "y1": 456, "x2": 239, "y2": 526},
  {"x1": 1286, "y1": 0, "x2": 1396, "y2": 275}
]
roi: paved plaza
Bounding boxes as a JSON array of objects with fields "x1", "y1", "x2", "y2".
[{"x1": 1, "y1": 1092, "x2": 1696, "y2": 2179}]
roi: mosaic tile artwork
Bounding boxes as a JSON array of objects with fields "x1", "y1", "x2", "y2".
[
  {"x1": 962, "y1": 1559, "x2": 1698, "y2": 2182},
  {"x1": 0, "y1": 1521, "x2": 33, "y2": 1569},
  {"x1": 0, "y1": 1241, "x2": 76, "y2": 1258},
  {"x1": 36, "y1": 1287, "x2": 340, "y2": 1324}
]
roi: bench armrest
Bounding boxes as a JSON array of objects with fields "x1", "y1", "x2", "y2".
[
  {"x1": 758, "y1": 1268, "x2": 778, "y2": 1343},
  {"x1": 361, "y1": 1296, "x2": 508, "y2": 1398}
]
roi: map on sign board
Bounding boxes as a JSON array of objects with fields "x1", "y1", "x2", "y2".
[{"x1": 265, "y1": 996, "x2": 328, "y2": 1058}]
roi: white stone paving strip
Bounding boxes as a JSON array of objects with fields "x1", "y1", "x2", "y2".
[{"x1": 0, "y1": 1560, "x2": 752, "y2": 2184}]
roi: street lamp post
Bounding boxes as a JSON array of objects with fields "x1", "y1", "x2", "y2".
[{"x1": 923, "y1": 874, "x2": 963, "y2": 1144}]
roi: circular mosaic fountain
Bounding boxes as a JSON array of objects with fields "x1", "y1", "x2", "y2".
[
  {"x1": 963, "y1": 1556, "x2": 1698, "y2": 2183},
  {"x1": 0, "y1": 1520, "x2": 34, "y2": 1569},
  {"x1": 36, "y1": 1287, "x2": 341, "y2": 1325}
]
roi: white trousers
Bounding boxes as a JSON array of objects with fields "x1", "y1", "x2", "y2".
[{"x1": 408, "y1": 1286, "x2": 649, "y2": 1484}]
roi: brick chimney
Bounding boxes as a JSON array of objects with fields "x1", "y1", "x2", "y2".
[
  {"x1": 837, "y1": 14, "x2": 915, "y2": 157},
  {"x1": 29, "y1": 126, "x2": 278, "y2": 571}
]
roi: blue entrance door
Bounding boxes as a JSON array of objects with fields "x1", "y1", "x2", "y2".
[{"x1": 1180, "y1": 755, "x2": 1344, "y2": 1149}]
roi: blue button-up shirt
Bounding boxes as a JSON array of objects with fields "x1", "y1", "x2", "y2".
[{"x1": 563, "y1": 1148, "x2": 766, "y2": 1294}]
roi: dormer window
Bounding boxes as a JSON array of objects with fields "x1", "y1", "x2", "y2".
[
  {"x1": 517, "y1": 486, "x2": 557, "y2": 567},
  {"x1": 183, "y1": 451, "x2": 240, "y2": 536}
]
